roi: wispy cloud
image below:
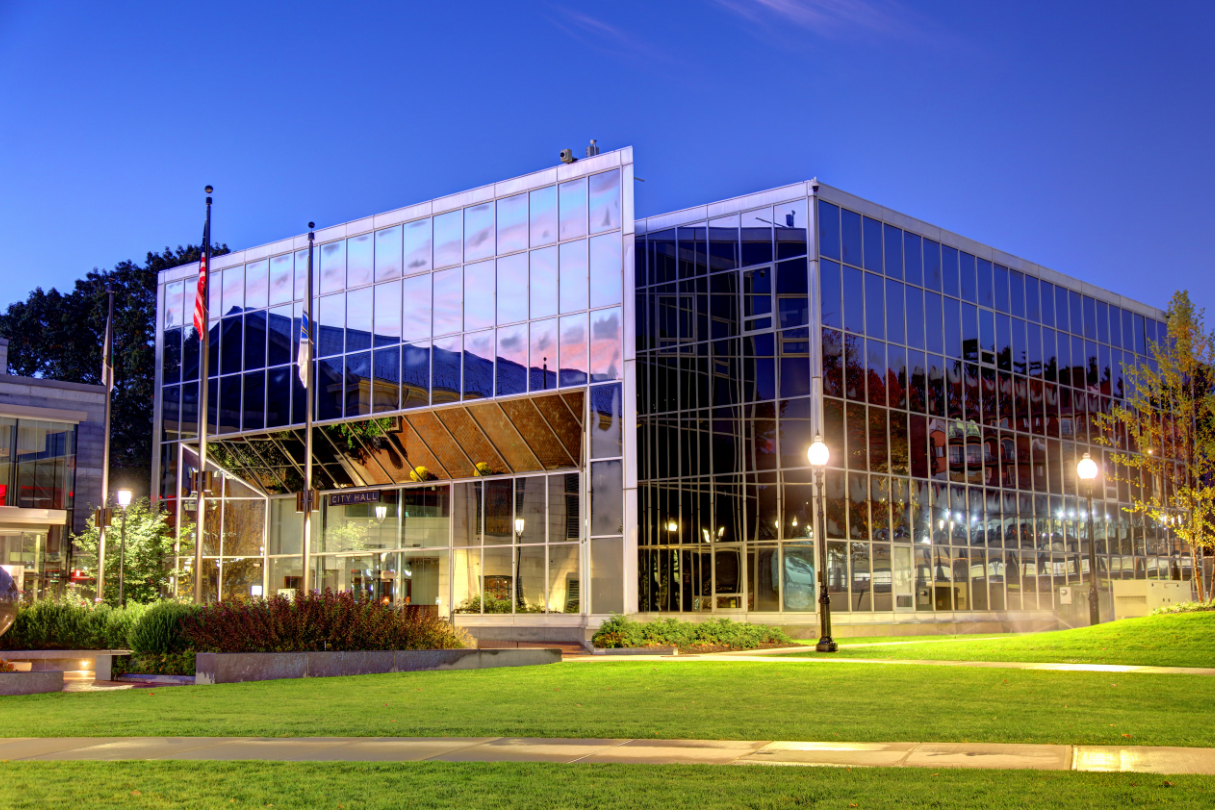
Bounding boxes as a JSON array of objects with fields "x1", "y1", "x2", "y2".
[
  {"x1": 714, "y1": 0, "x2": 930, "y2": 42},
  {"x1": 547, "y1": 7, "x2": 680, "y2": 65}
]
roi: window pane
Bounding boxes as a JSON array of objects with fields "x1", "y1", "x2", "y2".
[
  {"x1": 464, "y1": 202, "x2": 494, "y2": 262},
  {"x1": 885, "y1": 280, "x2": 904, "y2": 345},
  {"x1": 776, "y1": 257, "x2": 808, "y2": 328},
  {"x1": 402, "y1": 341, "x2": 430, "y2": 408},
  {"x1": 402, "y1": 273, "x2": 432, "y2": 341},
  {"x1": 496, "y1": 253, "x2": 529, "y2": 324},
  {"x1": 529, "y1": 185, "x2": 558, "y2": 246},
  {"x1": 373, "y1": 346, "x2": 400, "y2": 413},
  {"x1": 496, "y1": 324, "x2": 527, "y2": 396},
  {"x1": 590, "y1": 306, "x2": 622, "y2": 382},
  {"x1": 318, "y1": 293, "x2": 344, "y2": 357},
  {"x1": 293, "y1": 249, "x2": 309, "y2": 300},
  {"x1": 883, "y1": 224, "x2": 902, "y2": 279},
  {"x1": 589, "y1": 233, "x2": 622, "y2": 309},
  {"x1": 841, "y1": 208, "x2": 861, "y2": 267},
  {"x1": 530, "y1": 318, "x2": 558, "y2": 391},
  {"x1": 319, "y1": 241, "x2": 345, "y2": 294},
  {"x1": 463, "y1": 330, "x2": 494, "y2": 401},
  {"x1": 559, "y1": 239, "x2": 588, "y2": 313},
  {"x1": 373, "y1": 280, "x2": 401, "y2": 347},
  {"x1": 432, "y1": 336, "x2": 461, "y2": 404},
  {"x1": 222, "y1": 265, "x2": 244, "y2": 316},
  {"x1": 588, "y1": 168, "x2": 621, "y2": 234},
  {"x1": 346, "y1": 286, "x2": 372, "y2": 353},
  {"x1": 374, "y1": 225, "x2": 402, "y2": 281},
  {"x1": 863, "y1": 217, "x2": 882, "y2": 271},
  {"x1": 269, "y1": 254, "x2": 293, "y2": 306},
  {"x1": 865, "y1": 272, "x2": 884, "y2": 339},
  {"x1": 843, "y1": 266, "x2": 864, "y2": 335},
  {"x1": 559, "y1": 313, "x2": 588, "y2": 387},
  {"x1": 403, "y1": 218, "x2": 432, "y2": 275},
  {"x1": 820, "y1": 259, "x2": 842, "y2": 329},
  {"x1": 923, "y1": 239, "x2": 941, "y2": 291},
  {"x1": 530, "y1": 246, "x2": 559, "y2": 319},
  {"x1": 941, "y1": 246, "x2": 959, "y2": 298},
  {"x1": 432, "y1": 267, "x2": 462, "y2": 335},
  {"x1": 464, "y1": 260, "x2": 495, "y2": 331},
  {"x1": 741, "y1": 208, "x2": 773, "y2": 266},
  {"x1": 245, "y1": 260, "x2": 269, "y2": 310},
  {"x1": 818, "y1": 200, "x2": 840, "y2": 260},
  {"x1": 433, "y1": 210, "x2": 462, "y2": 268},
  {"x1": 496, "y1": 193, "x2": 528, "y2": 255},
  {"x1": 559, "y1": 178, "x2": 587, "y2": 241},
  {"x1": 347, "y1": 233, "x2": 373, "y2": 288},
  {"x1": 905, "y1": 285, "x2": 924, "y2": 349},
  {"x1": 903, "y1": 232, "x2": 922, "y2": 287},
  {"x1": 959, "y1": 251, "x2": 976, "y2": 303}
]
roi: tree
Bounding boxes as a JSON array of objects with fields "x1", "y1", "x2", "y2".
[
  {"x1": 72, "y1": 497, "x2": 193, "y2": 606},
  {"x1": 0, "y1": 243, "x2": 228, "y2": 492},
  {"x1": 1094, "y1": 290, "x2": 1215, "y2": 603}
]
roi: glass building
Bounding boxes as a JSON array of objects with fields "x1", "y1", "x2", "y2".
[{"x1": 153, "y1": 151, "x2": 1185, "y2": 639}]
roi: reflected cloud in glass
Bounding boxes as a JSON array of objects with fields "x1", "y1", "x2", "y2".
[{"x1": 497, "y1": 193, "x2": 528, "y2": 255}]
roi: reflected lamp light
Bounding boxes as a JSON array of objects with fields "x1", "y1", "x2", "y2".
[
  {"x1": 1077, "y1": 453, "x2": 1099, "y2": 481},
  {"x1": 807, "y1": 436, "x2": 829, "y2": 467},
  {"x1": 666, "y1": 521, "x2": 678, "y2": 532},
  {"x1": 514, "y1": 518, "x2": 525, "y2": 535},
  {"x1": 374, "y1": 505, "x2": 388, "y2": 522}
]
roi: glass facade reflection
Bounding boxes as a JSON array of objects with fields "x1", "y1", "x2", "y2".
[{"x1": 156, "y1": 152, "x2": 1182, "y2": 631}]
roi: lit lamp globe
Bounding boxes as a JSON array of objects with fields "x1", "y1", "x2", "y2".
[
  {"x1": 514, "y1": 518, "x2": 525, "y2": 536},
  {"x1": 116, "y1": 489, "x2": 133, "y2": 509},
  {"x1": 807, "y1": 437, "x2": 829, "y2": 468},
  {"x1": 1077, "y1": 453, "x2": 1098, "y2": 481}
]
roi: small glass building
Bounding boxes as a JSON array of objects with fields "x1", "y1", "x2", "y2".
[{"x1": 152, "y1": 149, "x2": 1183, "y2": 640}]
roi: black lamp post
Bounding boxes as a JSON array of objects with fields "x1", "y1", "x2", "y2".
[
  {"x1": 808, "y1": 435, "x2": 837, "y2": 652},
  {"x1": 1077, "y1": 452, "x2": 1100, "y2": 625},
  {"x1": 116, "y1": 489, "x2": 132, "y2": 606}
]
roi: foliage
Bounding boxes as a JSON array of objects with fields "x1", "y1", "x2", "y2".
[
  {"x1": 0, "y1": 599, "x2": 146, "y2": 650},
  {"x1": 0, "y1": 660, "x2": 14, "y2": 673},
  {"x1": 1152, "y1": 600, "x2": 1215, "y2": 615},
  {"x1": 1094, "y1": 290, "x2": 1215, "y2": 603},
  {"x1": 126, "y1": 601, "x2": 199, "y2": 655},
  {"x1": 178, "y1": 590, "x2": 465, "y2": 653},
  {"x1": 592, "y1": 615, "x2": 792, "y2": 650},
  {"x1": 111, "y1": 651, "x2": 196, "y2": 677},
  {"x1": 454, "y1": 595, "x2": 544, "y2": 614},
  {"x1": 72, "y1": 498, "x2": 190, "y2": 606},
  {"x1": 0, "y1": 242, "x2": 228, "y2": 486},
  {"x1": 409, "y1": 466, "x2": 436, "y2": 482}
]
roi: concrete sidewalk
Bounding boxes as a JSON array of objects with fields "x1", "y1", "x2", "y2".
[
  {"x1": 3, "y1": 736, "x2": 1214, "y2": 774},
  {"x1": 568, "y1": 649, "x2": 1215, "y2": 676}
]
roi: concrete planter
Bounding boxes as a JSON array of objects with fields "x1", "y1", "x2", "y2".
[
  {"x1": 0, "y1": 671, "x2": 63, "y2": 696},
  {"x1": 0, "y1": 650, "x2": 129, "y2": 680},
  {"x1": 593, "y1": 646, "x2": 678, "y2": 655},
  {"x1": 195, "y1": 648, "x2": 560, "y2": 685}
]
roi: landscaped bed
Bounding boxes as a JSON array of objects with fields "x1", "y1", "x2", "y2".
[{"x1": 592, "y1": 615, "x2": 792, "y2": 652}]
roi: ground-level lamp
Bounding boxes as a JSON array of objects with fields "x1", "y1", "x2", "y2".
[
  {"x1": 514, "y1": 518, "x2": 526, "y2": 608},
  {"x1": 1076, "y1": 452, "x2": 1101, "y2": 626},
  {"x1": 807, "y1": 436, "x2": 836, "y2": 652},
  {"x1": 116, "y1": 489, "x2": 132, "y2": 606}
]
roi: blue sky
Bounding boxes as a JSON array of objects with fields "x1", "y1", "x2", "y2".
[{"x1": 1, "y1": 0, "x2": 1212, "y2": 315}]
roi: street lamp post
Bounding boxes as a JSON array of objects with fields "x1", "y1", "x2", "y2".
[
  {"x1": 1076, "y1": 452, "x2": 1100, "y2": 625},
  {"x1": 514, "y1": 518, "x2": 525, "y2": 609},
  {"x1": 807, "y1": 436, "x2": 837, "y2": 652},
  {"x1": 116, "y1": 490, "x2": 132, "y2": 606}
]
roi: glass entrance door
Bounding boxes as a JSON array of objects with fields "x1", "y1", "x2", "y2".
[
  {"x1": 712, "y1": 544, "x2": 746, "y2": 610},
  {"x1": 399, "y1": 550, "x2": 449, "y2": 618}
]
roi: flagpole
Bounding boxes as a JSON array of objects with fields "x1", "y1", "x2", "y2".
[
  {"x1": 194, "y1": 186, "x2": 213, "y2": 605},
  {"x1": 96, "y1": 289, "x2": 114, "y2": 603},
  {"x1": 301, "y1": 223, "x2": 316, "y2": 594}
]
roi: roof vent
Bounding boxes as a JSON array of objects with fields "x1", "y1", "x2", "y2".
[{"x1": 585, "y1": 139, "x2": 600, "y2": 157}]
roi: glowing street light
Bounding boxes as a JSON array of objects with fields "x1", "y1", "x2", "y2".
[
  {"x1": 1076, "y1": 452, "x2": 1101, "y2": 626},
  {"x1": 807, "y1": 435, "x2": 836, "y2": 652}
]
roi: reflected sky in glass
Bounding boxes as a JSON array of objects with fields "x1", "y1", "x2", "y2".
[
  {"x1": 589, "y1": 306, "x2": 622, "y2": 382},
  {"x1": 529, "y1": 318, "x2": 558, "y2": 391},
  {"x1": 464, "y1": 203, "x2": 494, "y2": 262},
  {"x1": 559, "y1": 239, "x2": 588, "y2": 314},
  {"x1": 433, "y1": 267, "x2": 462, "y2": 335},
  {"x1": 496, "y1": 323, "x2": 527, "y2": 396},
  {"x1": 375, "y1": 225, "x2": 402, "y2": 281},
  {"x1": 347, "y1": 233, "x2": 373, "y2": 288},
  {"x1": 320, "y1": 241, "x2": 345, "y2": 294},
  {"x1": 463, "y1": 330, "x2": 494, "y2": 400},
  {"x1": 318, "y1": 292, "x2": 345, "y2": 357},
  {"x1": 559, "y1": 178, "x2": 587, "y2": 241},
  {"x1": 434, "y1": 210, "x2": 463, "y2": 268},
  {"x1": 559, "y1": 313, "x2": 587, "y2": 386},
  {"x1": 346, "y1": 286, "x2": 372, "y2": 353},
  {"x1": 432, "y1": 335, "x2": 461, "y2": 404},
  {"x1": 165, "y1": 281, "x2": 183, "y2": 328},
  {"x1": 496, "y1": 253, "x2": 528, "y2": 324},
  {"x1": 588, "y1": 169, "x2": 621, "y2": 234},
  {"x1": 245, "y1": 259, "x2": 269, "y2": 310},
  {"x1": 464, "y1": 260, "x2": 495, "y2": 331},
  {"x1": 530, "y1": 246, "x2": 558, "y2": 319},
  {"x1": 208, "y1": 269, "x2": 222, "y2": 319},
  {"x1": 497, "y1": 193, "x2": 528, "y2": 255},
  {"x1": 294, "y1": 249, "x2": 311, "y2": 299},
  {"x1": 374, "y1": 279, "x2": 401, "y2": 346},
  {"x1": 402, "y1": 273, "x2": 431, "y2": 341},
  {"x1": 529, "y1": 185, "x2": 557, "y2": 247},
  {"x1": 403, "y1": 218, "x2": 432, "y2": 275},
  {"x1": 589, "y1": 233, "x2": 621, "y2": 308},
  {"x1": 269, "y1": 253, "x2": 293, "y2": 306},
  {"x1": 222, "y1": 265, "x2": 244, "y2": 316}
]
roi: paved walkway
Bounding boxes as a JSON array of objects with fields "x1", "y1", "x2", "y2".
[
  {"x1": 2, "y1": 736, "x2": 1213, "y2": 774},
  {"x1": 568, "y1": 649, "x2": 1215, "y2": 676}
]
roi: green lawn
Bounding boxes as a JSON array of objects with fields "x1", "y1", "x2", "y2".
[
  {"x1": 782, "y1": 612, "x2": 1215, "y2": 668},
  {"x1": 790, "y1": 633, "x2": 1015, "y2": 646},
  {"x1": 3, "y1": 661, "x2": 1214, "y2": 747},
  {"x1": 1, "y1": 762, "x2": 1210, "y2": 810}
]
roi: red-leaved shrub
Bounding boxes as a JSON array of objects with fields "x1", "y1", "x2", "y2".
[{"x1": 178, "y1": 590, "x2": 465, "y2": 653}]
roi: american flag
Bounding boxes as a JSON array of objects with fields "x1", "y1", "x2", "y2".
[{"x1": 193, "y1": 218, "x2": 209, "y2": 335}]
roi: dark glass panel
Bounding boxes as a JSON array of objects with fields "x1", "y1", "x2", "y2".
[
  {"x1": 964, "y1": 363, "x2": 980, "y2": 423},
  {"x1": 844, "y1": 333, "x2": 864, "y2": 402},
  {"x1": 1071, "y1": 335, "x2": 1085, "y2": 388},
  {"x1": 220, "y1": 315, "x2": 242, "y2": 376},
  {"x1": 207, "y1": 321, "x2": 220, "y2": 377},
  {"x1": 183, "y1": 327, "x2": 200, "y2": 381},
  {"x1": 1083, "y1": 296, "x2": 1098, "y2": 340},
  {"x1": 981, "y1": 367, "x2": 997, "y2": 427},
  {"x1": 1132, "y1": 313, "x2": 1144, "y2": 354},
  {"x1": 944, "y1": 297, "x2": 962, "y2": 359},
  {"x1": 742, "y1": 333, "x2": 776, "y2": 402},
  {"x1": 883, "y1": 224, "x2": 902, "y2": 279},
  {"x1": 243, "y1": 310, "x2": 266, "y2": 371},
  {"x1": 903, "y1": 231, "x2": 922, "y2": 287},
  {"x1": 464, "y1": 331, "x2": 496, "y2": 399},
  {"x1": 910, "y1": 413, "x2": 929, "y2": 479},
  {"x1": 1011, "y1": 318, "x2": 1028, "y2": 375},
  {"x1": 863, "y1": 217, "x2": 883, "y2": 271},
  {"x1": 976, "y1": 258, "x2": 993, "y2": 309},
  {"x1": 927, "y1": 354, "x2": 946, "y2": 417},
  {"x1": 1121, "y1": 308, "x2": 1134, "y2": 352},
  {"x1": 775, "y1": 199, "x2": 808, "y2": 259},
  {"x1": 923, "y1": 239, "x2": 942, "y2": 291},
  {"x1": 941, "y1": 245, "x2": 959, "y2": 298},
  {"x1": 741, "y1": 210, "x2": 773, "y2": 267},
  {"x1": 823, "y1": 397, "x2": 845, "y2": 469},
  {"x1": 886, "y1": 280, "x2": 905, "y2": 347},
  {"x1": 218, "y1": 374, "x2": 241, "y2": 434},
  {"x1": 342, "y1": 352, "x2": 372, "y2": 417},
  {"x1": 1026, "y1": 322, "x2": 1042, "y2": 377},
  {"x1": 947, "y1": 362, "x2": 963, "y2": 420},
  {"x1": 373, "y1": 346, "x2": 400, "y2": 413},
  {"x1": 996, "y1": 314, "x2": 1012, "y2": 371},
  {"x1": 1069, "y1": 291, "x2": 1084, "y2": 337},
  {"x1": 266, "y1": 367, "x2": 290, "y2": 428},
  {"x1": 1009, "y1": 271, "x2": 1025, "y2": 318},
  {"x1": 1109, "y1": 305, "x2": 1122, "y2": 348},
  {"x1": 817, "y1": 201, "x2": 840, "y2": 261},
  {"x1": 908, "y1": 349, "x2": 927, "y2": 413},
  {"x1": 242, "y1": 371, "x2": 265, "y2": 431},
  {"x1": 162, "y1": 328, "x2": 182, "y2": 385},
  {"x1": 1042, "y1": 327, "x2": 1058, "y2": 381},
  {"x1": 841, "y1": 208, "x2": 862, "y2": 267},
  {"x1": 866, "y1": 339, "x2": 886, "y2": 407},
  {"x1": 161, "y1": 384, "x2": 179, "y2": 441},
  {"x1": 267, "y1": 307, "x2": 292, "y2": 367},
  {"x1": 743, "y1": 266, "x2": 773, "y2": 331},
  {"x1": 842, "y1": 265, "x2": 865, "y2": 335},
  {"x1": 924, "y1": 292, "x2": 943, "y2": 355},
  {"x1": 778, "y1": 328, "x2": 810, "y2": 398},
  {"x1": 864, "y1": 272, "x2": 884, "y2": 339},
  {"x1": 401, "y1": 341, "x2": 430, "y2": 409},
  {"x1": 904, "y1": 285, "x2": 924, "y2": 350},
  {"x1": 635, "y1": 236, "x2": 649, "y2": 286},
  {"x1": 890, "y1": 412, "x2": 909, "y2": 476},
  {"x1": 776, "y1": 257, "x2": 809, "y2": 327},
  {"x1": 1025, "y1": 275, "x2": 1040, "y2": 322},
  {"x1": 822, "y1": 328, "x2": 843, "y2": 397},
  {"x1": 961, "y1": 302, "x2": 979, "y2": 362},
  {"x1": 979, "y1": 308, "x2": 995, "y2": 365},
  {"x1": 1040, "y1": 281, "x2": 1055, "y2": 327},
  {"x1": 677, "y1": 226, "x2": 707, "y2": 278},
  {"x1": 649, "y1": 229, "x2": 677, "y2": 284},
  {"x1": 959, "y1": 251, "x2": 977, "y2": 303},
  {"x1": 432, "y1": 337, "x2": 461, "y2": 404},
  {"x1": 845, "y1": 402, "x2": 868, "y2": 471},
  {"x1": 708, "y1": 222, "x2": 739, "y2": 271},
  {"x1": 993, "y1": 265, "x2": 1010, "y2": 314},
  {"x1": 820, "y1": 259, "x2": 842, "y2": 329}
]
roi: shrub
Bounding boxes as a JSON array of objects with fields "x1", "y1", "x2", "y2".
[
  {"x1": 1, "y1": 600, "x2": 146, "y2": 651},
  {"x1": 179, "y1": 590, "x2": 465, "y2": 653},
  {"x1": 0, "y1": 659, "x2": 14, "y2": 673},
  {"x1": 111, "y1": 651, "x2": 196, "y2": 678},
  {"x1": 593, "y1": 615, "x2": 793, "y2": 651},
  {"x1": 454, "y1": 595, "x2": 544, "y2": 614},
  {"x1": 1151, "y1": 601, "x2": 1215, "y2": 615},
  {"x1": 127, "y1": 602, "x2": 199, "y2": 655}
]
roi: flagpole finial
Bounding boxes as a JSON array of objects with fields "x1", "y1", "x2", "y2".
[
  {"x1": 308, "y1": 221, "x2": 315, "y2": 230},
  {"x1": 205, "y1": 185, "x2": 213, "y2": 194}
]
